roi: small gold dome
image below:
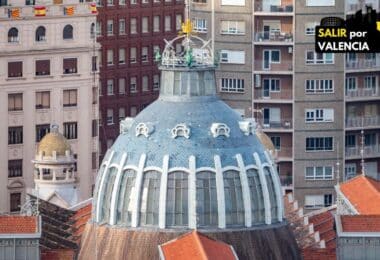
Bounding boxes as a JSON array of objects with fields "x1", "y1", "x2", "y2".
[
  {"x1": 38, "y1": 125, "x2": 71, "y2": 157},
  {"x1": 256, "y1": 130, "x2": 275, "y2": 154}
]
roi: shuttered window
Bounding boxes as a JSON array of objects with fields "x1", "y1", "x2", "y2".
[
  {"x1": 35, "y1": 60, "x2": 50, "y2": 76},
  {"x1": 63, "y1": 89, "x2": 77, "y2": 107},
  {"x1": 36, "y1": 91, "x2": 50, "y2": 109},
  {"x1": 8, "y1": 93, "x2": 23, "y2": 111},
  {"x1": 8, "y1": 61, "x2": 22, "y2": 78},
  {"x1": 63, "y1": 58, "x2": 77, "y2": 74}
]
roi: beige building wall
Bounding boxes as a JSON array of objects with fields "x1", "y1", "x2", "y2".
[{"x1": 0, "y1": 0, "x2": 99, "y2": 213}]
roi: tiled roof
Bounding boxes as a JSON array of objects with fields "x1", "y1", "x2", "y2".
[
  {"x1": 160, "y1": 231, "x2": 237, "y2": 260},
  {"x1": 41, "y1": 249, "x2": 75, "y2": 260},
  {"x1": 341, "y1": 215, "x2": 380, "y2": 232},
  {"x1": 70, "y1": 203, "x2": 92, "y2": 240},
  {"x1": 309, "y1": 211, "x2": 336, "y2": 248},
  {"x1": 0, "y1": 216, "x2": 38, "y2": 234},
  {"x1": 340, "y1": 175, "x2": 380, "y2": 214},
  {"x1": 302, "y1": 248, "x2": 336, "y2": 260}
]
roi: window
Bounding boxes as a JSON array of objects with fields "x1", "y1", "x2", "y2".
[
  {"x1": 92, "y1": 120, "x2": 98, "y2": 137},
  {"x1": 8, "y1": 160, "x2": 22, "y2": 178},
  {"x1": 270, "y1": 136, "x2": 281, "y2": 150},
  {"x1": 196, "y1": 171, "x2": 218, "y2": 226},
  {"x1": 36, "y1": 91, "x2": 50, "y2": 109},
  {"x1": 142, "y1": 17, "x2": 148, "y2": 33},
  {"x1": 106, "y1": 109, "x2": 114, "y2": 125},
  {"x1": 35, "y1": 26, "x2": 46, "y2": 42},
  {"x1": 8, "y1": 27, "x2": 19, "y2": 43},
  {"x1": 119, "y1": 78, "x2": 126, "y2": 94},
  {"x1": 141, "y1": 47, "x2": 148, "y2": 62},
  {"x1": 305, "y1": 108, "x2": 334, "y2": 122},
  {"x1": 96, "y1": 21, "x2": 102, "y2": 36},
  {"x1": 142, "y1": 76, "x2": 149, "y2": 92},
  {"x1": 164, "y1": 15, "x2": 171, "y2": 32},
  {"x1": 345, "y1": 135, "x2": 356, "y2": 147},
  {"x1": 119, "y1": 0, "x2": 125, "y2": 4},
  {"x1": 63, "y1": 89, "x2": 77, "y2": 107},
  {"x1": 107, "y1": 20, "x2": 113, "y2": 36},
  {"x1": 166, "y1": 171, "x2": 188, "y2": 226},
  {"x1": 63, "y1": 122, "x2": 77, "y2": 139},
  {"x1": 220, "y1": 50, "x2": 245, "y2": 64},
  {"x1": 116, "y1": 169, "x2": 136, "y2": 225},
  {"x1": 306, "y1": 51, "x2": 334, "y2": 64},
  {"x1": 305, "y1": 79, "x2": 333, "y2": 93},
  {"x1": 365, "y1": 133, "x2": 376, "y2": 146},
  {"x1": 119, "y1": 48, "x2": 125, "y2": 64},
  {"x1": 306, "y1": 137, "x2": 333, "y2": 151},
  {"x1": 305, "y1": 22, "x2": 318, "y2": 35},
  {"x1": 92, "y1": 56, "x2": 97, "y2": 71},
  {"x1": 130, "y1": 47, "x2": 137, "y2": 63},
  {"x1": 92, "y1": 87, "x2": 98, "y2": 104},
  {"x1": 220, "y1": 78, "x2": 244, "y2": 93},
  {"x1": 130, "y1": 18, "x2": 137, "y2": 34},
  {"x1": 221, "y1": 0, "x2": 244, "y2": 5},
  {"x1": 345, "y1": 77, "x2": 357, "y2": 91},
  {"x1": 175, "y1": 14, "x2": 182, "y2": 31},
  {"x1": 90, "y1": 23, "x2": 95, "y2": 38},
  {"x1": 8, "y1": 93, "x2": 23, "y2": 111},
  {"x1": 153, "y1": 16, "x2": 160, "y2": 32},
  {"x1": 10, "y1": 193, "x2": 21, "y2": 212},
  {"x1": 221, "y1": 20, "x2": 245, "y2": 35},
  {"x1": 107, "y1": 49, "x2": 114, "y2": 66},
  {"x1": 224, "y1": 170, "x2": 244, "y2": 226},
  {"x1": 306, "y1": 0, "x2": 335, "y2": 6},
  {"x1": 130, "y1": 77, "x2": 137, "y2": 92},
  {"x1": 107, "y1": 0, "x2": 113, "y2": 5},
  {"x1": 304, "y1": 194, "x2": 333, "y2": 209},
  {"x1": 107, "y1": 79, "x2": 114, "y2": 95},
  {"x1": 130, "y1": 0, "x2": 136, "y2": 4},
  {"x1": 119, "y1": 19, "x2": 126, "y2": 35},
  {"x1": 153, "y1": 75, "x2": 160, "y2": 90},
  {"x1": 63, "y1": 58, "x2": 77, "y2": 74},
  {"x1": 8, "y1": 126, "x2": 23, "y2": 144},
  {"x1": 36, "y1": 124, "x2": 50, "y2": 142},
  {"x1": 305, "y1": 166, "x2": 333, "y2": 180},
  {"x1": 63, "y1": 24, "x2": 73, "y2": 39},
  {"x1": 119, "y1": 107, "x2": 125, "y2": 120},
  {"x1": 139, "y1": 171, "x2": 161, "y2": 226},
  {"x1": 263, "y1": 78, "x2": 280, "y2": 92},
  {"x1": 35, "y1": 60, "x2": 50, "y2": 76},
  {"x1": 364, "y1": 76, "x2": 377, "y2": 89},
  {"x1": 130, "y1": 106, "x2": 137, "y2": 116},
  {"x1": 192, "y1": 18, "x2": 207, "y2": 32},
  {"x1": 8, "y1": 61, "x2": 23, "y2": 78}
]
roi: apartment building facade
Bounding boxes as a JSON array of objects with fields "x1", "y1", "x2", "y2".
[
  {"x1": 0, "y1": 0, "x2": 99, "y2": 213},
  {"x1": 190, "y1": 0, "x2": 380, "y2": 210},
  {"x1": 96, "y1": 0, "x2": 184, "y2": 157}
]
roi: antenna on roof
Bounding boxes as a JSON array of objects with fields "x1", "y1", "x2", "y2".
[
  {"x1": 336, "y1": 142, "x2": 340, "y2": 186},
  {"x1": 360, "y1": 127, "x2": 365, "y2": 176}
]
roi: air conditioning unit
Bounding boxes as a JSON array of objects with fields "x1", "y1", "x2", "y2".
[{"x1": 255, "y1": 74, "x2": 261, "y2": 88}]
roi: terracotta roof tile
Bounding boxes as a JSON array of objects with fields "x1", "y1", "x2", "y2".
[
  {"x1": 340, "y1": 175, "x2": 380, "y2": 214},
  {"x1": 308, "y1": 210, "x2": 336, "y2": 248},
  {"x1": 341, "y1": 215, "x2": 380, "y2": 232},
  {"x1": 160, "y1": 231, "x2": 237, "y2": 260},
  {"x1": 302, "y1": 248, "x2": 336, "y2": 260},
  {"x1": 0, "y1": 216, "x2": 38, "y2": 234}
]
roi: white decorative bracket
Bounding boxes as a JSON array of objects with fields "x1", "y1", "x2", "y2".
[
  {"x1": 135, "y1": 122, "x2": 154, "y2": 137},
  {"x1": 120, "y1": 117, "x2": 134, "y2": 135},
  {"x1": 210, "y1": 123, "x2": 230, "y2": 138},
  {"x1": 171, "y1": 123, "x2": 190, "y2": 139},
  {"x1": 239, "y1": 119, "x2": 256, "y2": 136}
]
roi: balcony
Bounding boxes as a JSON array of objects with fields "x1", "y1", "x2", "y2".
[
  {"x1": 345, "y1": 116, "x2": 380, "y2": 129},
  {"x1": 345, "y1": 88, "x2": 379, "y2": 101},
  {"x1": 346, "y1": 59, "x2": 380, "y2": 71},
  {"x1": 254, "y1": 31, "x2": 293, "y2": 44},
  {"x1": 254, "y1": 60, "x2": 293, "y2": 74},
  {"x1": 280, "y1": 175, "x2": 293, "y2": 187},
  {"x1": 345, "y1": 145, "x2": 380, "y2": 159},
  {"x1": 276, "y1": 146, "x2": 293, "y2": 161},
  {"x1": 257, "y1": 118, "x2": 292, "y2": 131},
  {"x1": 255, "y1": 2, "x2": 293, "y2": 14},
  {"x1": 254, "y1": 89, "x2": 292, "y2": 102}
]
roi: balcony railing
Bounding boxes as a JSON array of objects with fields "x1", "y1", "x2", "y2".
[
  {"x1": 276, "y1": 146, "x2": 293, "y2": 159},
  {"x1": 254, "y1": 32, "x2": 293, "y2": 43},
  {"x1": 254, "y1": 61, "x2": 293, "y2": 72},
  {"x1": 345, "y1": 145, "x2": 380, "y2": 158},
  {"x1": 346, "y1": 88, "x2": 379, "y2": 99},
  {"x1": 280, "y1": 175, "x2": 292, "y2": 186},
  {"x1": 255, "y1": 2, "x2": 293, "y2": 13},
  {"x1": 257, "y1": 118, "x2": 292, "y2": 130},
  {"x1": 254, "y1": 89, "x2": 292, "y2": 100},
  {"x1": 346, "y1": 59, "x2": 380, "y2": 70},
  {"x1": 345, "y1": 116, "x2": 380, "y2": 128}
]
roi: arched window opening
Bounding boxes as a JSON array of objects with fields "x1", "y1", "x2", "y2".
[
  {"x1": 264, "y1": 167, "x2": 278, "y2": 222},
  {"x1": 90, "y1": 23, "x2": 95, "y2": 39},
  {"x1": 166, "y1": 171, "x2": 188, "y2": 227},
  {"x1": 116, "y1": 169, "x2": 136, "y2": 225},
  {"x1": 100, "y1": 167, "x2": 117, "y2": 223},
  {"x1": 247, "y1": 169, "x2": 265, "y2": 224},
  {"x1": 139, "y1": 170, "x2": 161, "y2": 226},
  {"x1": 223, "y1": 170, "x2": 244, "y2": 226},
  {"x1": 63, "y1": 24, "x2": 73, "y2": 39},
  {"x1": 35, "y1": 26, "x2": 46, "y2": 42},
  {"x1": 8, "y1": 27, "x2": 19, "y2": 43},
  {"x1": 196, "y1": 171, "x2": 218, "y2": 227}
]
